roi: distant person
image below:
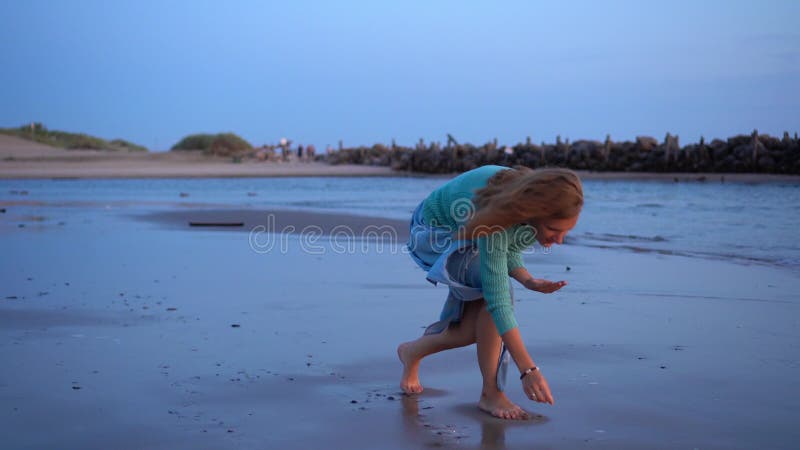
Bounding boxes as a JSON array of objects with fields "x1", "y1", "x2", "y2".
[
  {"x1": 306, "y1": 144, "x2": 316, "y2": 162},
  {"x1": 399, "y1": 165, "x2": 583, "y2": 420},
  {"x1": 298, "y1": 145, "x2": 304, "y2": 161},
  {"x1": 280, "y1": 138, "x2": 292, "y2": 162}
]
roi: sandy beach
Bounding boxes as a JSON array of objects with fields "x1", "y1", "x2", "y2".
[
  {"x1": 0, "y1": 135, "x2": 397, "y2": 179},
  {"x1": 1, "y1": 193, "x2": 799, "y2": 449},
  {"x1": 2, "y1": 135, "x2": 799, "y2": 183},
  {"x1": 4, "y1": 0, "x2": 799, "y2": 447}
]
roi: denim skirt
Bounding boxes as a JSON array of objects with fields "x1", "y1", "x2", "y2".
[{"x1": 407, "y1": 201, "x2": 512, "y2": 389}]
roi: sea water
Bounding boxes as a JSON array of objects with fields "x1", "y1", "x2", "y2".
[{"x1": 2, "y1": 176, "x2": 798, "y2": 269}]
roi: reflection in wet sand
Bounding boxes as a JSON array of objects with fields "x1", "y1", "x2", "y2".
[{"x1": 400, "y1": 393, "x2": 549, "y2": 449}]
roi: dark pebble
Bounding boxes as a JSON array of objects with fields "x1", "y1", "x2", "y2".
[
  {"x1": 350, "y1": 400, "x2": 358, "y2": 404},
  {"x1": 231, "y1": 324, "x2": 240, "y2": 328},
  {"x1": 0, "y1": 208, "x2": 5, "y2": 213},
  {"x1": 18, "y1": 224, "x2": 25, "y2": 228},
  {"x1": 387, "y1": 396, "x2": 395, "y2": 400},
  {"x1": 166, "y1": 307, "x2": 177, "y2": 311},
  {"x1": 5, "y1": 296, "x2": 17, "y2": 300},
  {"x1": 566, "y1": 266, "x2": 571, "y2": 271},
  {"x1": 660, "y1": 365, "x2": 667, "y2": 369},
  {"x1": 227, "y1": 429, "x2": 234, "y2": 433},
  {"x1": 72, "y1": 386, "x2": 81, "y2": 390}
]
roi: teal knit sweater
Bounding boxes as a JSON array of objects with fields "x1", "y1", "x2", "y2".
[{"x1": 421, "y1": 165, "x2": 537, "y2": 335}]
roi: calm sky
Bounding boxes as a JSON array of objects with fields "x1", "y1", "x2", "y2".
[{"x1": 1, "y1": 0, "x2": 798, "y2": 151}]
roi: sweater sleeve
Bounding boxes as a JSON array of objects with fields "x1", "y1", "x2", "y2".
[
  {"x1": 478, "y1": 231, "x2": 518, "y2": 335},
  {"x1": 507, "y1": 251, "x2": 524, "y2": 273},
  {"x1": 506, "y1": 224, "x2": 537, "y2": 273}
]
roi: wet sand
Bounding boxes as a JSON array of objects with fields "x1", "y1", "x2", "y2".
[
  {"x1": 2, "y1": 199, "x2": 800, "y2": 448},
  {"x1": 138, "y1": 208, "x2": 409, "y2": 240}
]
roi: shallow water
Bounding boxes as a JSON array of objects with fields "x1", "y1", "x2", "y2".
[{"x1": 2, "y1": 176, "x2": 799, "y2": 269}]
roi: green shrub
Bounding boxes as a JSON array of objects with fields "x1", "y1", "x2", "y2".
[
  {"x1": 172, "y1": 132, "x2": 252, "y2": 156},
  {"x1": 171, "y1": 134, "x2": 217, "y2": 151},
  {"x1": 0, "y1": 123, "x2": 148, "y2": 152},
  {"x1": 109, "y1": 139, "x2": 148, "y2": 152}
]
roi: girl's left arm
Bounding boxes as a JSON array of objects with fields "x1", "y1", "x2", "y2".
[
  {"x1": 510, "y1": 267, "x2": 534, "y2": 285},
  {"x1": 510, "y1": 267, "x2": 567, "y2": 293}
]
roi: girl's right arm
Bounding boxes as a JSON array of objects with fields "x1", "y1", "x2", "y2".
[{"x1": 502, "y1": 327, "x2": 555, "y2": 404}]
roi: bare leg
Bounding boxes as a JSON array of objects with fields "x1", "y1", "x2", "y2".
[
  {"x1": 398, "y1": 301, "x2": 482, "y2": 394},
  {"x1": 475, "y1": 301, "x2": 528, "y2": 420}
]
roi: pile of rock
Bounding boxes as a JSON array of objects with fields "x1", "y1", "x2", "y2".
[{"x1": 324, "y1": 131, "x2": 800, "y2": 174}]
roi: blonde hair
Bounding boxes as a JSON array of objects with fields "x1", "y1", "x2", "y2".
[{"x1": 471, "y1": 166, "x2": 583, "y2": 227}]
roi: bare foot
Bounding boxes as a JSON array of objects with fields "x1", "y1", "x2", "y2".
[
  {"x1": 397, "y1": 342, "x2": 423, "y2": 394},
  {"x1": 478, "y1": 391, "x2": 529, "y2": 420}
]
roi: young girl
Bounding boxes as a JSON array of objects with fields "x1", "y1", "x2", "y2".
[{"x1": 399, "y1": 164, "x2": 583, "y2": 420}]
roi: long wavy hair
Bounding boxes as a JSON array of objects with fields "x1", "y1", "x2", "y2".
[{"x1": 470, "y1": 166, "x2": 583, "y2": 228}]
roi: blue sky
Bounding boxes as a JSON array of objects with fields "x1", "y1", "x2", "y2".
[{"x1": 1, "y1": 0, "x2": 798, "y2": 151}]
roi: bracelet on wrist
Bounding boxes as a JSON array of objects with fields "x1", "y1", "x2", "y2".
[{"x1": 519, "y1": 366, "x2": 539, "y2": 380}]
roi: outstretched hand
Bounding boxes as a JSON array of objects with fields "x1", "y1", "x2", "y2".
[
  {"x1": 521, "y1": 370, "x2": 555, "y2": 405},
  {"x1": 523, "y1": 278, "x2": 567, "y2": 293}
]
